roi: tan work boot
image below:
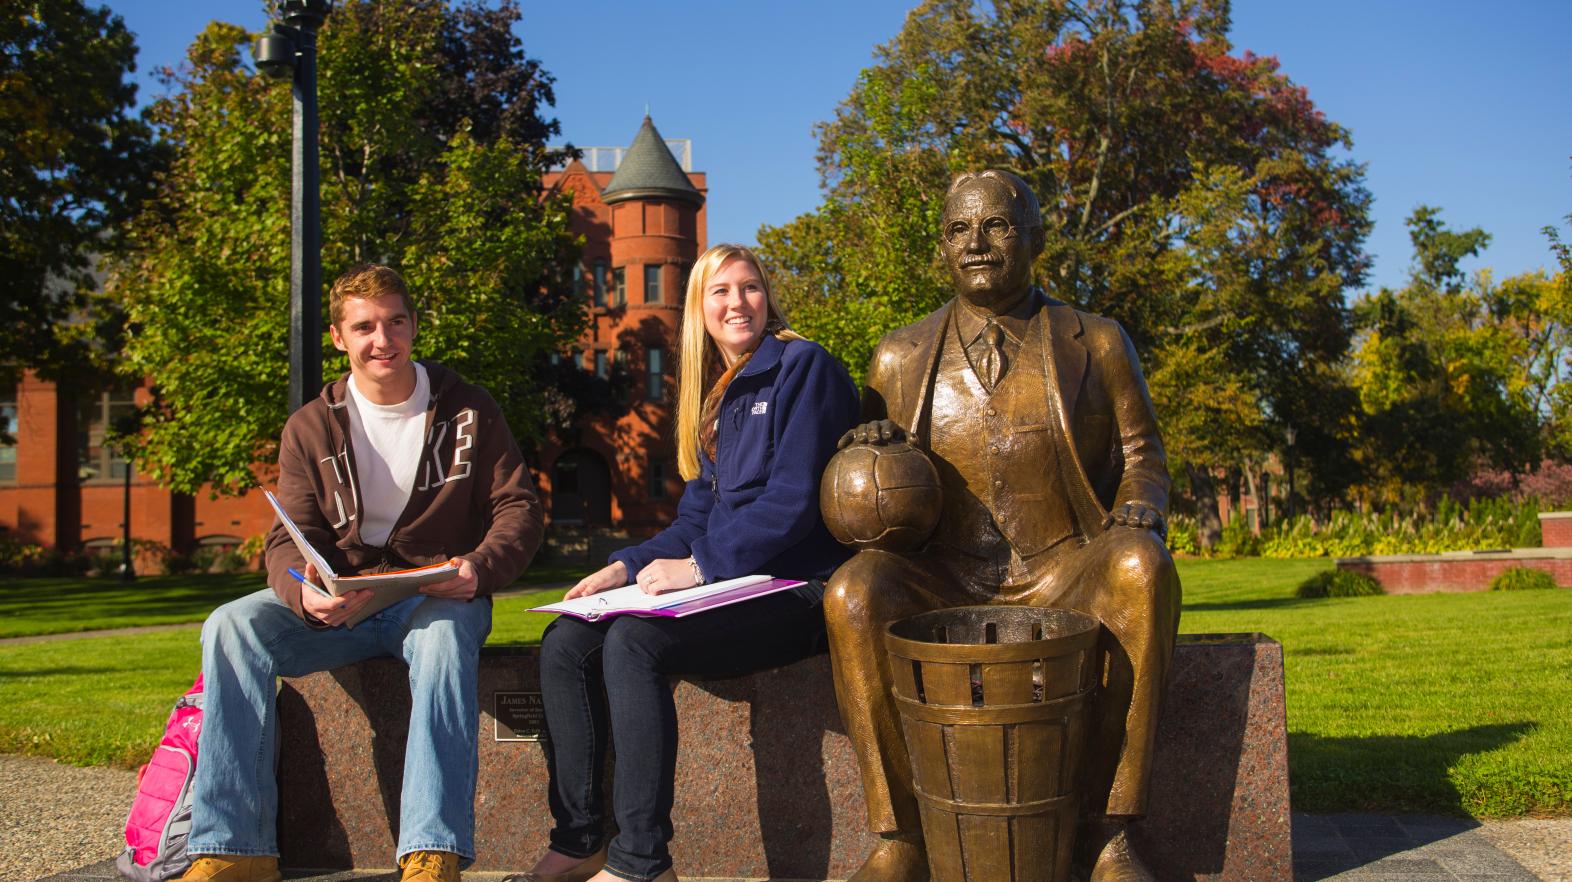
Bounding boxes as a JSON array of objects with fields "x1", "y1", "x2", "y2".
[
  {"x1": 400, "y1": 849, "x2": 462, "y2": 882},
  {"x1": 178, "y1": 855, "x2": 282, "y2": 882}
]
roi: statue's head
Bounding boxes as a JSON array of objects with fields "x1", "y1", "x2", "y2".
[{"x1": 941, "y1": 169, "x2": 1045, "y2": 311}]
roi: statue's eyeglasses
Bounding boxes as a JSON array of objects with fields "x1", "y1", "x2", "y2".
[{"x1": 943, "y1": 216, "x2": 1019, "y2": 247}]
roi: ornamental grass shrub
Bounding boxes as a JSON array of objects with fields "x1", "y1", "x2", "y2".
[
  {"x1": 1169, "y1": 497, "x2": 1543, "y2": 558},
  {"x1": 1296, "y1": 567, "x2": 1385, "y2": 598},
  {"x1": 1489, "y1": 567, "x2": 1559, "y2": 592},
  {"x1": 0, "y1": 536, "x2": 49, "y2": 574},
  {"x1": 1166, "y1": 517, "x2": 1201, "y2": 556}
]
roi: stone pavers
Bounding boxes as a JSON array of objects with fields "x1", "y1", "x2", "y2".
[{"x1": 1292, "y1": 813, "x2": 1543, "y2": 881}]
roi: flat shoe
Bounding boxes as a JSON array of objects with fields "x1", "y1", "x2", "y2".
[{"x1": 500, "y1": 845, "x2": 607, "y2": 882}]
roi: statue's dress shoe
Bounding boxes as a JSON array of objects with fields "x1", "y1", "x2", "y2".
[
  {"x1": 849, "y1": 837, "x2": 929, "y2": 882},
  {"x1": 1088, "y1": 827, "x2": 1156, "y2": 882},
  {"x1": 499, "y1": 845, "x2": 607, "y2": 882}
]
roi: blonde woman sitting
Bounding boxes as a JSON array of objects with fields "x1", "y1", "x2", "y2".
[{"x1": 512, "y1": 244, "x2": 859, "y2": 882}]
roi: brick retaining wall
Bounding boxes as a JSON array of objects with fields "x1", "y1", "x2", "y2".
[{"x1": 1338, "y1": 550, "x2": 1572, "y2": 593}]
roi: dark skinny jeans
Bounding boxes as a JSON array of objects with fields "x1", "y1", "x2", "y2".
[{"x1": 538, "y1": 580, "x2": 826, "y2": 882}]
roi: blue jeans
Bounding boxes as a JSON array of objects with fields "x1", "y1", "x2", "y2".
[
  {"x1": 538, "y1": 581, "x2": 825, "y2": 882},
  {"x1": 187, "y1": 589, "x2": 493, "y2": 864}
]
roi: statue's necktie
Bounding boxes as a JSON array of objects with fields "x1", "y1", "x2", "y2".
[{"x1": 971, "y1": 320, "x2": 1008, "y2": 392}]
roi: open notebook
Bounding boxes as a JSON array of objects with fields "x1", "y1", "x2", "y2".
[
  {"x1": 265, "y1": 490, "x2": 460, "y2": 626},
  {"x1": 530, "y1": 575, "x2": 805, "y2": 621}
]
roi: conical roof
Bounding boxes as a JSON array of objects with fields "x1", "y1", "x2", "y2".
[{"x1": 602, "y1": 116, "x2": 703, "y2": 206}]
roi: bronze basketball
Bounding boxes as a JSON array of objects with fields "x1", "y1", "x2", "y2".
[{"x1": 820, "y1": 441, "x2": 942, "y2": 552}]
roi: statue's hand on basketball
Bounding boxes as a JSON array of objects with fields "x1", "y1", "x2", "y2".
[
  {"x1": 820, "y1": 438, "x2": 941, "y2": 553},
  {"x1": 1110, "y1": 501, "x2": 1166, "y2": 537},
  {"x1": 837, "y1": 419, "x2": 905, "y2": 449}
]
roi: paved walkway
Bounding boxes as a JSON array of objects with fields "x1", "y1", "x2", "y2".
[
  {"x1": 24, "y1": 810, "x2": 1572, "y2": 881},
  {"x1": 0, "y1": 621, "x2": 203, "y2": 646},
  {"x1": 1294, "y1": 813, "x2": 1570, "y2": 880}
]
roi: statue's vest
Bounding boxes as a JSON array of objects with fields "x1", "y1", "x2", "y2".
[{"x1": 926, "y1": 313, "x2": 1080, "y2": 558}]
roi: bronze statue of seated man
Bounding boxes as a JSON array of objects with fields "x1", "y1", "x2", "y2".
[{"x1": 823, "y1": 169, "x2": 1181, "y2": 882}]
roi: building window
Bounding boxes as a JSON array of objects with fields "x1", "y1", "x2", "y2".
[
  {"x1": 613, "y1": 267, "x2": 626, "y2": 306},
  {"x1": 644, "y1": 264, "x2": 662, "y2": 304},
  {"x1": 594, "y1": 350, "x2": 609, "y2": 379},
  {"x1": 645, "y1": 347, "x2": 664, "y2": 403},
  {"x1": 0, "y1": 398, "x2": 16, "y2": 483},
  {"x1": 79, "y1": 389, "x2": 135, "y2": 482},
  {"x1": 649, "y1": 458, "x2": 669, "y2": 500},
  {"x1": 593, "y1": 259, "x2": 608, "y2": 308},
  {"x1": 553, "y1": 456, "x2": 579, "y2": 500},
  {"x1": 615, "y1": 348, "x2": 632, "y2": 403},
  {"x1": 573, "y1": 263, "x2": 585, "y2": 300},
  {"x1": 569, "y1": 348, "x2": 584, "y2": 371}
]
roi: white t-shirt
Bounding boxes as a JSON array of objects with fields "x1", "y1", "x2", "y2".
[{"x1": 346, "y1": 363, "x2": 431, "y2": 547}]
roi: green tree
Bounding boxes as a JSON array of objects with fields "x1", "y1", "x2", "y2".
[
  {"x1": 1542, "y1": 177, "x2": 1572, "y2": 453},
  {"x1": 1349, "y1": 207, "x2": 1562, "y2": 503},
  {"x1": 111, "y1": 0, "x2": 583, "y2": 494},
  {"x1": 1, "y1": 0, "x2": 163, "y2": 390},
  {"x1": 759, "y1": 0, "x2": 1371, "y2": 537},
  {"x1": 1145, "y1": 161, "x2": 1362, "y2": 539}
]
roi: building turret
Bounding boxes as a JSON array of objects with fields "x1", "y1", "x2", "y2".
[
  {"x1": 536, "y1": 116, "x2": 707, "y2": 534},
  {"x1": 604, "y1": 116, "x2": 704, "y2": 307},
  {"x1": 602, "y1": 116, "x2": 704, "y2": 207}
]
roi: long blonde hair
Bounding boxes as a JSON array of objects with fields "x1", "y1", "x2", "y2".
[{"x1": 676, "y1": 244, "x2": 804, "y2": 480}]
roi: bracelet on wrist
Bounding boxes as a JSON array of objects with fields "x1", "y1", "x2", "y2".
[{"x1": 687, "y1": 556, "x2": 706, "y2": 585}]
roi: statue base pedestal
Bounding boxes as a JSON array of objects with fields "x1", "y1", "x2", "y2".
[{"x1": 275, "y1": 634, "x2": 1289, "y2": 881}]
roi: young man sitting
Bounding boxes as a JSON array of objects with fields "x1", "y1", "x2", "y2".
[{"x1": 180, "y1": 264, "x2": 543, "y2": 882}]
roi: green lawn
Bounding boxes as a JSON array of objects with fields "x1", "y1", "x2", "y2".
[
  {"x1": 0, "y1": 586, "x2": 570, "y2": 768},
  {"x1": 0, "y1": 628, "x2": 204, "y2": 766},
  {"x1": 1175, "y1": 557, "x2": 1572, "y2": 818},
  {"x1": 0, "y1": 562, "x2": 584, "y2": 638},
  {"x1": 0, "y1": 574, "x2": 270, "y2": 638},
  {"x1": 1, "y1": 557, "x2": 1568, "y2": 818}
]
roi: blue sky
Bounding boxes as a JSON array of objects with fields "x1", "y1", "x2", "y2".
[{"x1": 105, "y1": 0, "x2": 1571, "y2": 293}]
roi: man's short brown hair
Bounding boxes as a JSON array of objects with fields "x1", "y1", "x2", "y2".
[{"x1": 329, "y1": 264, "x2": 416, "y2": 326}]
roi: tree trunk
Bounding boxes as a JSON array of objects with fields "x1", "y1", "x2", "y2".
[
  {"x1": 1242, "y1": 462, "x2": 1262, "y2": 535},
  {"x1": 1187, "y1": 462, "x2": 1223, "y2": 549}
]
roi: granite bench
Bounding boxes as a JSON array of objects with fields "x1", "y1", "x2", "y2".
[{"x1": 275, "y1": 633, "x2": 1290, "y2": 881}]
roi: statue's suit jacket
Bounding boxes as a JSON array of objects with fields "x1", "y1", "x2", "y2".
[{"x1": 862, "y1": 294, "x2": 1170, "y2": 546}]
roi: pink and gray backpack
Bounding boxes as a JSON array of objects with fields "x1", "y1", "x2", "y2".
[{"x1": 118, "y1": 675, "x2": 203, "y2": 882}]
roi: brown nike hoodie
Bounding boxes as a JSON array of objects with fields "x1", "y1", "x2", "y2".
[{"x1": 263, "y1": 361, "x2": 544, "y2": 622}]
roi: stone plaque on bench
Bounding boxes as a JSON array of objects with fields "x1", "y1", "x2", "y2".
[{"x1": 275, "y1": 633, "x2": 1289, "y2": 881}]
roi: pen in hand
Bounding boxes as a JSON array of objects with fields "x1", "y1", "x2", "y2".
[{"x1": 287, "y1": 567, "x2": 332, "y2": 598}]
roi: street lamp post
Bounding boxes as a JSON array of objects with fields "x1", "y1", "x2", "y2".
[
  {"x1": 1284, "y1": 425, "x2": 1298, "y2": 521},
  {"x1": 120, "y1": 451, "x2": 135, "y2": 581},
  {"x1": 254, "y1": 1, "x2": 332, "y2": 413},
  {"x1": 110, "y1": 409, "x2": 142, "y2": 582}
]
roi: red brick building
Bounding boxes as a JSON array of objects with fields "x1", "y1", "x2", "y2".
[
  {"x1": 0, "y1": 116, "x2": 703, "y2": 561},
  {"x1": 535, "y1": 115, "x2": 706, "y2": 534},
  {"x1": 0, "y1": 375, "x2": 275, "y2": 563}
]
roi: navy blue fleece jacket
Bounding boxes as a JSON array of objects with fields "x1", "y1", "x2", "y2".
[{"x1": 609, "y1": 334, "x2": 859, "y2": 583}]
